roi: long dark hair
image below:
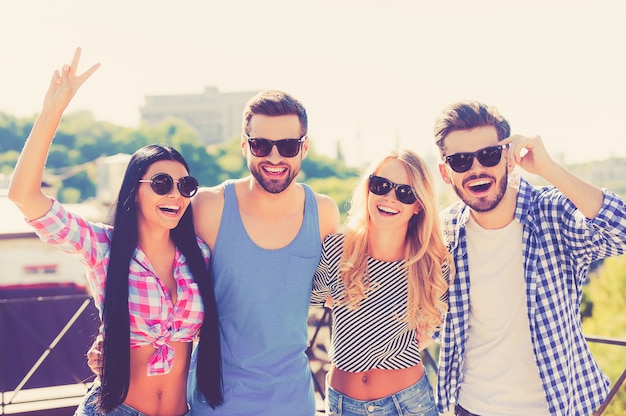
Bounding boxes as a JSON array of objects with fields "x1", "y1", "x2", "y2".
[{"x1": 98, "y1": 144, "x2": 222, "y2": 412}]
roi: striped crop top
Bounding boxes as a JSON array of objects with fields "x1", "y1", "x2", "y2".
[
  {"x1": 311, "y1": 232, "x2": 448, "y2": 373},
  {"x1": 28, "y1": 199, "x2": 205, "y2": 376}
]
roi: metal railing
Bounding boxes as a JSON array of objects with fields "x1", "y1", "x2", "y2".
[
  {"x1": 0, "y1": 293, "x2": 97, "y2": 415},
  {"x1": 586, "y1": 335, "x2": 626, "y2": 416},
  {"x1": 307, "y1": 309, "x2": 626, "y2": 415},
  {"x1": 1, "y1": 295, "x2": 624, "y2": 415}
]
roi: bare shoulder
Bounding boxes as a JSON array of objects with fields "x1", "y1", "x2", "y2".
[
  {"x1": 193, "y1": 184, "x2": 225, "y2": 207},
  {"x1": 313, "y1": 191, "x2": 340, "y2": 240},
  {"x1": 191, "y1": 184, "x2": 226, "y2": 250}
]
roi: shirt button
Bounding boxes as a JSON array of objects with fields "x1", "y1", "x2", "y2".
[{"x1": 367, "y1": 405, "x2": 375, "y2": 412}]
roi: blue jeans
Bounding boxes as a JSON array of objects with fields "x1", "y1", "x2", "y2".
[
  {"x1": 74, "y1": 384, "x2": 191, "y2": 416},
  {"x1": 326, "y1": 373, "x2": 437, "y2": 416}
]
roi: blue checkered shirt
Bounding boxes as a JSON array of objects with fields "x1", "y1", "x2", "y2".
[{"x1": 437, "y1": 177, "x2": 626, "y2": 415}]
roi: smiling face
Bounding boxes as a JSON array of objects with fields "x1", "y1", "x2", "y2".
[
  {"x1": 439, "y1": 125, "x2": 509, "y2": 212},
  {"x1": 368, "y1": 159, "x2": 421, "y2": 231},
  {"x1": 243, "y1": 114, "x2": 308, "y2": 194},
  {"x1": 136, "y1": 160, "x2": 192, "y2": 232}
]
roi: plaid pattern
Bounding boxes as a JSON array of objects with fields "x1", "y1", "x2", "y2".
[
  {"x1": 437, "y1": 177, "x2": 626, "y2": 415},
  {"x1": 29, "y1": 199, "x2": 206, "y2": 376}
]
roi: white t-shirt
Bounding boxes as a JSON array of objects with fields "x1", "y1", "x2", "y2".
[{"x1": 458, "y1": 215, "x2": 550, "y2": 416}]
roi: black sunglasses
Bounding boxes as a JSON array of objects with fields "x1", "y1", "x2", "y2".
[
  {"x1": 368, "y1": 175, "x2": 417, "y2": 205},
  {"x1": 138, "y1": 173, "x2": 199, "y2": 198},
  {"x1": 444, "y1": 144, "x2": 509, "y2": 173},
  {"x1": 245, "y1": 134, "x2": 306, "y2": 158}
]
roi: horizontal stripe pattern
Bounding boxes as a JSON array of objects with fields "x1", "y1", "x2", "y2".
[{"x1": 312, "y1": 233, "x2": 421, "y2": 372}]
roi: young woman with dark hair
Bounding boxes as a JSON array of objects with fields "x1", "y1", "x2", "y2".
[{"x1": 8, "y1": 48, "x2": 222, "y2": 415}]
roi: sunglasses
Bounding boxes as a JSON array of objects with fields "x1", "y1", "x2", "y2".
[
  {"x1": 245, "y1": 133, "x2": 306, "y2": 158},
  {"x1": 444, "y1": 144, "x2": 509, "y2": 173},
  {"x1": 138, "y1": 173, "x2": 199, "y2": 198},
  {"x1": 368, "y1": 175, "x2": 417, "y2": 205}
]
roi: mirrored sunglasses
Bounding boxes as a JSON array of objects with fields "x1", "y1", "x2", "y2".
[
  {"x1": 138, "y1": 173, "x2": 198, "y2": 198},
  {"x1": 368, "y1": 175, "x2": 417, "y2": 205}
]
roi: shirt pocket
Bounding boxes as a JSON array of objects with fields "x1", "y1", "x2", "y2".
[{"x1": 283, "y1": 254, "x2": 320, "y2": 292}]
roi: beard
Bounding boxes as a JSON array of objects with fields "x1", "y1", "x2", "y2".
[
  {"x1": 452, "y1": 166, "x2": 508, "y2": 212},
  {"x1": 249, "y1": 164, "x2": 300, "y2": 194}
]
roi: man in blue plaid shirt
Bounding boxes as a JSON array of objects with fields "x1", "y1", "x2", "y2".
[{"x1": 433, "y1": 101, "x2": 626, "y2": 416}]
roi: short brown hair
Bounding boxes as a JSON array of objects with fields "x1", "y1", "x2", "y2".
[
  {"x1": 433, "y1": 101, "x2": 510, "y2": 155},
  {"x1": 242, "y1": 90, "x2": 308, "y2": 136}
]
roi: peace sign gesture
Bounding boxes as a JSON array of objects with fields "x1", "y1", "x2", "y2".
[
  {"x1": 9, "y1": 47, "x2": 100, "y2": 221},
  {"x1": 42, "y1": 47, "x2": 100, "y2": 114}
]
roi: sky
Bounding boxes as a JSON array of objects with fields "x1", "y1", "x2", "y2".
[{"x1": 2, "y1": 0, "x2": 625, "y2": 167}]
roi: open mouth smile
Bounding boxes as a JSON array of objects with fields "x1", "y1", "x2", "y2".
[
  {"x1": 377, "y1": 204, "x2": 400, "y2": 216},
  {"x1": 158, "y1": 205, "x2": 181, "y2": 215},
  {"x1": 262, "y1": 165, "x2": 287, "y2": 176},
  {"x1": 465, "y1": 176, "x2": 494, "y2": 194}
]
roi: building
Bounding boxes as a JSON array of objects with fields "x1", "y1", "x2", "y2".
[{"x1": 140, "y1": 86, "x2": 258, "y2": 145}]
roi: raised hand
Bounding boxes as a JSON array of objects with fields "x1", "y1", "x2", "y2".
[
  {"x1": 502, "y1": 134, "x2": 604, "y2": 218},
  {"x1": 502, "y1": 134, "x2": 554, "y2": 177},
  {"x1": 42, "y1": 47, "x2": 100, "y2": 115},
  {"x1": 8, "y1": 47, "x2": 100, "y2": 220}
]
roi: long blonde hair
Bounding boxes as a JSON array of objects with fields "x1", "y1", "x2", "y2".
[{"x1": 339, "y1": 149, "x2": 452, "y2": 335}]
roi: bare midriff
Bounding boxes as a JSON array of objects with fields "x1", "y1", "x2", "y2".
[
  {"x1": 123, "y1": 342, "x2": 192, "y2": 416},
  {"x1": 327, "y1": 363, "x2": 425, "y2": 401}
]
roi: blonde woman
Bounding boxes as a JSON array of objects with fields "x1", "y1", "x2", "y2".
[{"x1": 311, "y1": 148, "x2": 452, "y2": 416}]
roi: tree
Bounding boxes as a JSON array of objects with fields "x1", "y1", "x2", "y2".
[{"x1": 582, "y1": 254, "x2": 626, "y2": 415}]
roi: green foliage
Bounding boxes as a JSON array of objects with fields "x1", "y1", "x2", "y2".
[
  {"x1": 0, "y1": 112, "x2": 29, "y2": 152},
  {"x1": 302, "y1": 151, "x2": 359, "y2": 180},
  {"x1": 582, "y1": 254, "x2": 626, "y2": 415},
  {"x1": 63, "y1": 171, "x2": 96, "y2": 201},
  {"x1": 57, "y1": 187, "x2": 81, "y2": 203},
  {"x1": 206, "y1": 137, "x2": 248, "y2": 183},
  {"x1": 0, "y1": 112, "x2": 360, "y2": 205},
  {"x1": 0, "y1": 150, "x2": 19, "y2": 171},
  {"x1": 307, "y1": 176, "x2": 359, "y2": 218},
  {"x1": 46, "y1": 144, "x2": 72, "y2": 169}
]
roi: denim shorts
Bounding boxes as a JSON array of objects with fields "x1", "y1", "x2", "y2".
[
  {"x1": 74, "y1": 383, "x2": 191, "y2": 416},
  {"x1": 326, "y1": 373, "x2": 437, "y2": 416}
]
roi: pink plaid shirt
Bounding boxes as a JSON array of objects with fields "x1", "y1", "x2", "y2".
[{"x1": 28, "y1": 199, "x2": 206, "y2": 376}]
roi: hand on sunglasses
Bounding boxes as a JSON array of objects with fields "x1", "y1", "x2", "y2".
[
  {"x1": 139, "y1": 173, "x2": 199, "y2": 198},
  {"x1": 503, "y1": 135, "x2": 553, "y2": 176}
]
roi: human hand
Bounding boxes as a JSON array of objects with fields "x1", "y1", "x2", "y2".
[
  {"x1": 42, "y1": 47, "x2": 100, "y2": 114},
  {"x1": 416, "y1": 329, "x2": 433, "y2": 351},
  {"x1": 86, "y1": 335, "x2": 103, "y2": 378},
  {"x1": 502, "y1": 134, "x2": 556, "y2": 177}
]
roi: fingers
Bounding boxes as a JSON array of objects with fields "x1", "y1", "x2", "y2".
[
  {"x1": 60, "y1": 64, "x2": 71, "y2": 85},
  {"x1": 87, "y1": 347, "x2": 102, "y2": 365},
  {"x1": 78, "y1": 62, "x2": 101, "y2": 85},
  {"x1": 505, "y1": 135, "x2": 540, "y2": 164},
  {"x1": 61, "y1": 47, "x2": 101, "y2": 87},
  {"x1": 87, "y1": 354, "x2": 103, "y2": 377},
  {"x1": 51, "y1": 69, "x2": 62, "y2": 85},
  {"x1": 86, "y1": 338, "x2": 104, "y2": 377},
  {"x1": 70, "y1": 47, "x2": 82, "y2": 75}
]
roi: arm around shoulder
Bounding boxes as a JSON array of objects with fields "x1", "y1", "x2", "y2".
[
  {"x1": 191, "y1": 185, "x2": 225, "y2": 251},
  {"x1": 316, "y1": 193, "x2": 340, "y2": 241}
]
